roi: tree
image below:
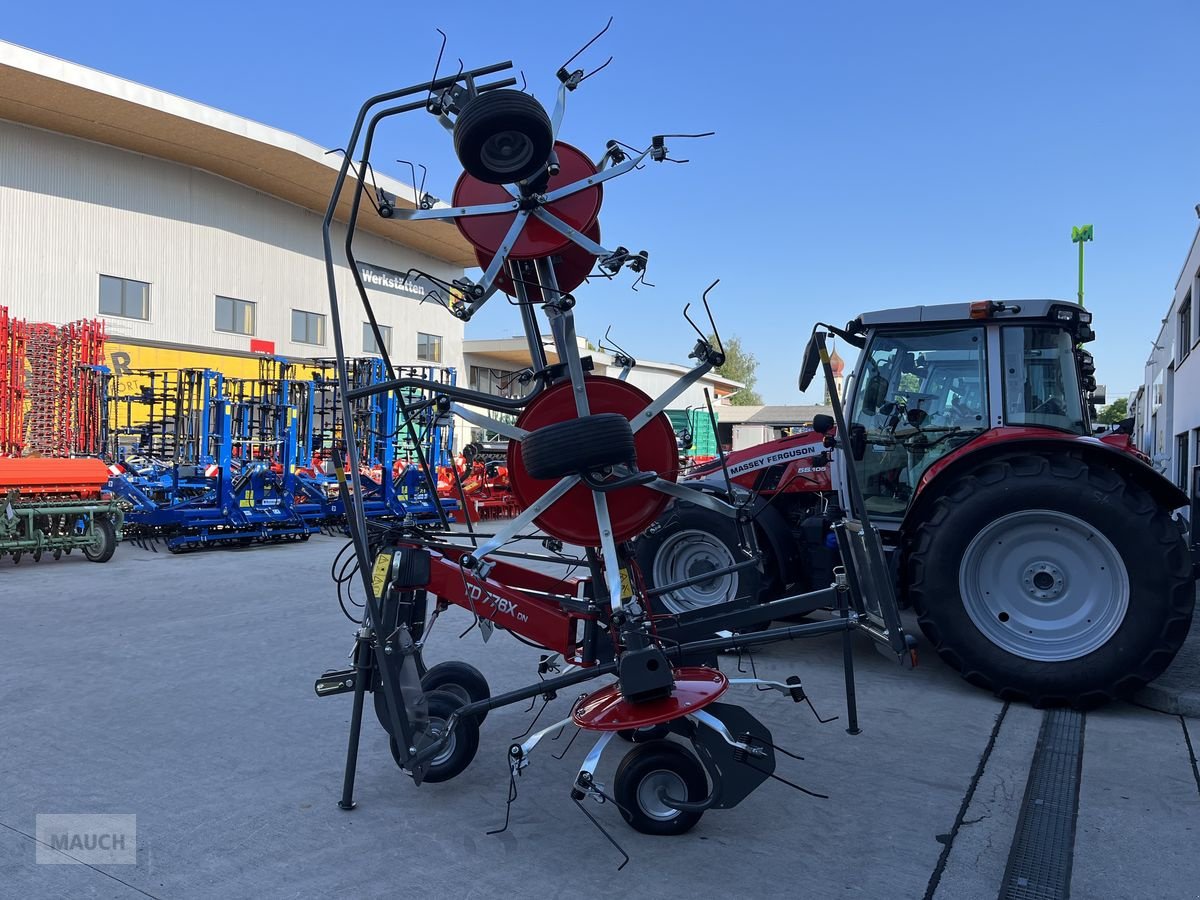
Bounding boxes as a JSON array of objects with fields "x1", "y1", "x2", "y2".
[
  {"x1": 709, "y1": 334, "x2": 763, "y2": 406},
  {"x1": 1096, "y1": 397, "x2": 1129, "y2": 425}
]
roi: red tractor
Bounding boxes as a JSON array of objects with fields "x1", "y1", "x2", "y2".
[{"x1": 635, "y1": 299, "x2": 1195, "y2": 707}]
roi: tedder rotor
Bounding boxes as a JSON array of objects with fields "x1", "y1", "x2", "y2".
[{"x1": 313, "y1": 27, "x2": 913, "y2": 856}]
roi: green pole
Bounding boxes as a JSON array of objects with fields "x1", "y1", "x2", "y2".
[
  {"x1": 1078, "y1": 239, "x2": 1085, "y2": 305},
  {"x1": 1071, "y1": 224, "x2": 1093, "y2": 307}
]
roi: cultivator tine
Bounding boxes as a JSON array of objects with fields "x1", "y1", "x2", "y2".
[
  {"x1": 485, "y1": 766, "x2": 520, "y2": 837},
  {"x1": 571, "y1": 789, "x2": 630, "y2": 872},
  {"x1": 550, "y1": 727, "x2": 582, "y2": 761}
]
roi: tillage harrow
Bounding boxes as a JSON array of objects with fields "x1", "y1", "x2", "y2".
[
  {"x1": 314, "y1": 27, "x2": 914, "y2": 863},
  {"x1": 104, "y1": 358, "x2": 458, "y2": 551}
]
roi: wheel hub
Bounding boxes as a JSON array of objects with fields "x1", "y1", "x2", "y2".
[
  {"x1": 652, "y1": 528, "x2": 737, "y2": 614},
  {"x1": 959, "y1": 509, "x2": 1130, "y2": 662},
  {"x1": 1023, "y1": 562, "x2": 1066, "y2": 601},
  {"x1": 637, "y1": 769, "x2": 686, "y2": 821}
]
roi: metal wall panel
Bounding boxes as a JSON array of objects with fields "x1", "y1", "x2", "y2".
[{"x1": 0, "y1": 119, "x2": 466, "y2": 375}]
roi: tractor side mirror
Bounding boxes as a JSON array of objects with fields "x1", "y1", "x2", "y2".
[
  {"x1": 906, "y1": 408, "x2": 929, "y2": 427},
  {"x1": 799, "y1": 335, "x2": 821, "y2": 392},
  {"x1": 862, "y1": 374, "x2": 887, "y2": 415},
  {"x1": 811, "y1": 414, "x2": 834, "y2": 434},
  {"x1": 849, "y1": 424, "x2": 867, "y2": 461}
]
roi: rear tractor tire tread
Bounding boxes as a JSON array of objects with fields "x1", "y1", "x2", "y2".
[{"x1": 906, "y1": 451, "x2": 1193, "y2": 709}]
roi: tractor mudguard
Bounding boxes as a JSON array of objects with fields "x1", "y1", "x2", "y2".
[{"x1": 906, "y1": 430, "x2": 1189, "y2": 536}]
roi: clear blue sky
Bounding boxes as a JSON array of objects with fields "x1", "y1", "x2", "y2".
[{"x1": 5, "y1": 1, "x2": 1198, "y2": 403}]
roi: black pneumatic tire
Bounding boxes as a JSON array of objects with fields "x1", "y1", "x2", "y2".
[
  {"x1": 613, "y1": 740, "x2": 709, "y2": 836},
  {"x1": 389, "y1": 689, "x2": 480, "y2": 784},
  {"x1": 453, "y1": 90, "x2": 553, "y2": 185},
  {"x1": 84, "y1": 517, "x2": 117, "y2": 563},
  {"x1": 521, "y1": 413, "x2": 636, "y2": 481},
  {"x1": 907, "y1": 452, "x2": 1194, "y2": 709},
  {"x1": 421, "y1": 661, "x2": 491, "y2": 725}
]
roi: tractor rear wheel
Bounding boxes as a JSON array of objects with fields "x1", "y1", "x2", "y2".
[
  {"x1": 907, "y1": 452, "x2": 1194, "y2": 708},
  {"x1": 634, "y1": 502, "x2": 764, "y2": 619}
]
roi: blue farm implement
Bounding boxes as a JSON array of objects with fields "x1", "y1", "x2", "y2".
[{"x1": 103, "y1": 360, "x2": 458, "y2": 551}]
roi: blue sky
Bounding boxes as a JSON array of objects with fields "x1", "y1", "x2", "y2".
[{"x1": 4, "y1": 1, "x2": 1198, "y2": 403}]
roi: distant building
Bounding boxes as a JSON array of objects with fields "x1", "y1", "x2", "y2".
[{"x1": 1134, "y1": 220, "x2": 1200, "y2": 499}]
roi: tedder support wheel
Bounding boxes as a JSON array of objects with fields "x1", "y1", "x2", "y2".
[
  {"x1": 907, "y1": 452, "x2": 1194, "y2": 708},
  {"x1": 453, "y1": 89, "x2": 554, "y2": 185},
  {"x1": 520, "y1": 413, "x2": 636, "y2": 481},
  {"x1": 84, "y1": 517, "x2": 117, "y2": 564},
  {"x1": 634, "y1": 501, "x2": 764, "y2": 619},
  {"x1": 389, "y1": 689, "x2": 480, "y2": 784},
  {"x1": 421, "y1": 661, "x2": 491, "y2": 725},
  {"x1": 613, "y1": 740, "x2": 709, "y2": 836}
]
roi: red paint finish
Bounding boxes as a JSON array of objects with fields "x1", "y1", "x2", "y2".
[
  {"x1": 423, "y1": 546, "x2": 591, "y2": 658},
  {"x1": 686, "y1": 428, "x2": 832, "y2": 494},
  {"x1": 452, "y1": 142, "x2": 602, "y2": 260},
  {"x1": 571, "y1": 667, "x2": 729, "y2": 730},
  {"x1": 914, "y1": 426, "x2": 1142, "y2": 497},
  {"x1": 508, "y1": 377, "x2": 678, "y2": 545},
  {"x1": 478, "y1": 220, "x2": 600, "y2": 300}
]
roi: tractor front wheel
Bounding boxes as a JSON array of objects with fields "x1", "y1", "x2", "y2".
[{"x1": 907, "y1": 452, "x2": 1194, "y2": 708}]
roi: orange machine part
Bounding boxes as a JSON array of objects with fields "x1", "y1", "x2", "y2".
[{"x1": 0, "y1": 457, "x2": 111, "y2": 498}]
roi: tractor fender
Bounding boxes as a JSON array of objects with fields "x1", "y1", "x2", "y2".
[
  {"x1": 662, "y1": 481, "x2": 801, "y2": 590},
  {"x1": 902, "y1": 432, "x2": 1189, "y2": 541}
]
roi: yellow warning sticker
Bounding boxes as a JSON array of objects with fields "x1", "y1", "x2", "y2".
[
  {"x1": 371, "y1": 551, "x2": 393, "y2": 598},
  {"x1": 619, "y1": 568, "x2": 634, "y2": 600}
]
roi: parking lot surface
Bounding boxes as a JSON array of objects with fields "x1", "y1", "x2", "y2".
[{"x1": 1, "y1": 536, "x2": 1197, "y2": 899}]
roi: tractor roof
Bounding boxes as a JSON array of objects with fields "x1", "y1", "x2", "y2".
[{"x1": 854, "y1": 299, "x2": 1084, "y2": 329}]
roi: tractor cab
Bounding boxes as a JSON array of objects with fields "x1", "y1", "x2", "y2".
[{"x1": 840, "y1": 300, "x2": 1098, "y2": 518}]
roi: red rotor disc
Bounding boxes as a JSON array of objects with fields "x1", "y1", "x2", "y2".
[
  {"x1": 477, "y1": 220, "x2": 600, "y2": 301},
  {"x1": 571, "y1": 667, "x2": 729, "y2": 731},
  {"x1": 452, "y1": 141, "x2": 602, "y2": 260},
  {"x1": 508, "y1": 376, "x2": 677, "y2": 546}
]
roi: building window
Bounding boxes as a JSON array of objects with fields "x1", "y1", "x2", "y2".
[
  {"x1": 291, "y1": 309, "x2": 326, "y2": 345},
  {"x1": 363, "y1": 323, "x2": 392, "y2": 355},
  {"x1": 1177, "y1": 432, "x2": 1189, "y2": 492},
  {"x1": 98, "y1": 275, "x2": 149, "y2": 320},
  {"x1": 470, "y1": 365, "x2": 521, "y2": 399},
  {"x1": 215, "y1": 296, "x2": 256, "y2": 335},
  {"x1": 417, "y1": 332, "x2": 442, "y2": 362},
  {"x1": 1178, "y1": 292, "x2": 1192, "y2": 363}
]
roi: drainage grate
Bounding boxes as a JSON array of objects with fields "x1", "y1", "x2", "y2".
[{"x1": 998, "y1": 708, "x2": 1085, "y2": 900}]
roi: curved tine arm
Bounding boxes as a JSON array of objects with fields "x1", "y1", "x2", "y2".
[
  {"x1": 638, "y1": 476, "x2": 738, "y2": 518},
  {"x1": 529, "y1": 210, "x2": 613, "y2": 256},
  {"x1": 578, "y1": 730, "x2": 616, "y2": 781},
  {"x1": 551, "y1": 80, "x2": 569, "y2": 139},
  {"x1": 346, "y1": 375, "x2": 543, "y2": 410},
  {"x1": 627, "y1": 359, "x2": 714, "y2": 435},
  {"x1": 448, "y1": 403, "x2": 530, "y2": 443},
  {"x1": 475, "y1": 210, "x2": 532, "y2": 296},
  {"x1": 392, "y1": 199, "x2": 521, "y2": 221},
  {"x1": 541, "y1": 147, "x2": 651, "y2": 203},
  {"x1": 468, "y1": 474, "x2": 582, "y2": 561}
]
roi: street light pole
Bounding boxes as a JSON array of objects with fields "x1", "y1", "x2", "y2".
[{"x1": 1071, "y1": 224, "x2": 1094, "y2": 306}]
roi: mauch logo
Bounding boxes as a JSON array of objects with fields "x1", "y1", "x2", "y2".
[{"x1": 36, "y1": 814, "x2": 136, "y2": 865}]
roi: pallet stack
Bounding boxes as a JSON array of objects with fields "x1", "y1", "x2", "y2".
[{"x1": 0, "y1": 306, "x2": 29, "y2": 456}]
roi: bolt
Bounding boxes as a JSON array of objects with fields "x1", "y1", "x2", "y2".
[{"x1": 408, "y1": 746, "x2": 417, "y2": 754}]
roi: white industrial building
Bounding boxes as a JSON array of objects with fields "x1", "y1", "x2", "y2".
[
  {"x1": 1133, "y1": 220, "x2": 1200, "y2": 499},
  {"x1": 0, "y1": 40, "x2": 470, "y2": 378}
]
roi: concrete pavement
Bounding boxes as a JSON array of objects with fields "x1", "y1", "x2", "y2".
[{"x1": 0, "y1": 535, "x2": 1197, "y2": 898}]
